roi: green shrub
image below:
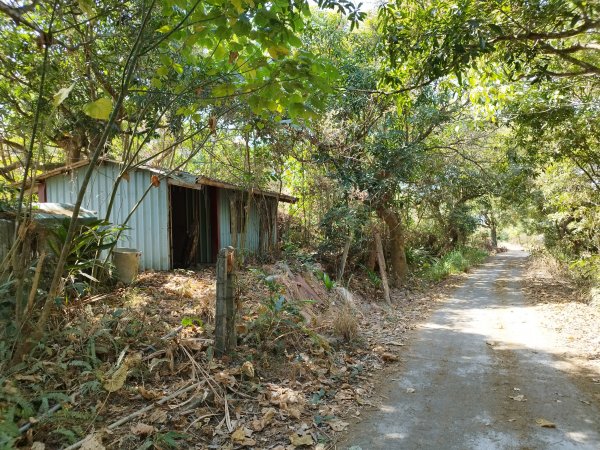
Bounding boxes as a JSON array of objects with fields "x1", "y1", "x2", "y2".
[
  {"x1": 405, "y1": 246, "x2": 437, "y2": 267},
  {"x1": 0, "y1": 183, "x2": 17, "y2": 212},
  {"x1": 364, "y1": 266, "x2": 382, "y2": 288},
  {"x1": 48, "y1": 219, "x2": 125, "y2": 298},
  {"x1": 315, "y1": 270, "x2": 335, "y2": 291},
  {"x1": 421, "y1": 246, "x2": 488, "y2": 282}
]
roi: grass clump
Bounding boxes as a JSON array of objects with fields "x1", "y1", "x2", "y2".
[
  {"x1": 332, "y1": 305, "x2": 359, "y2": 342},
  {"x1": 421, "y1": 246, "x2": 488, "y2": 282}
]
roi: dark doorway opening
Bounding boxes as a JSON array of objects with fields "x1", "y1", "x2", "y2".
[{"x1": 170, "y1": 185, "x2": 217, "y2": 268}]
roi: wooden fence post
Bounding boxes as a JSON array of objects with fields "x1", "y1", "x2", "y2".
[{"x1": 215, "y1": 246, "x2": 236, "y2": 356}]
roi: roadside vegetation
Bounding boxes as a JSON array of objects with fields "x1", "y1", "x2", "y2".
[
  {"x1": 420, "y1": 247, "x2": 489, "y2": 282},
  {"x1": 0, "y1": 0, "x2": 598, "y2": 448}
]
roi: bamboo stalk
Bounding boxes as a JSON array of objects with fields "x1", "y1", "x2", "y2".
[{"x1": 12, "y1": 0, "x2": 159, "y2": 365}]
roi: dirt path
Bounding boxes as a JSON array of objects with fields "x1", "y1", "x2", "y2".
[{"x1": 340, "y1": 249, "x2": 600, "y2": 449}]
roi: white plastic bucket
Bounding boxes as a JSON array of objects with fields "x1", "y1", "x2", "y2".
[{"x1": 112, "y1": 248, "x2": 142, "y2": 284}]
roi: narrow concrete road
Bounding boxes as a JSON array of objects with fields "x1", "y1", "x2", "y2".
[{"x1": 341, "y1": 250, "x2": 600, "y2": 449}]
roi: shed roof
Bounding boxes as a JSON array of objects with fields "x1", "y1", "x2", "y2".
[
  {"x1": 33, "y1": 159, "x2": 297, "y2": 203},
  {"x1": 32, "y1": 202, "x2": 98, "y2": 223},
  {"x1": 0, "y1": 203, "x2": 97, "y2": 224}
]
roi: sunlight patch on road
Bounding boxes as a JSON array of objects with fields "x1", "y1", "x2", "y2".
[
  {"x1": 379, "y1": 404, "x2": 396, "y2": 413},
  {"x1": 384, "y1": 432, "x2": 406, "y2": 440}
]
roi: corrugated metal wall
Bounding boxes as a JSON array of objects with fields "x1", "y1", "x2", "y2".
[
  {"x1": 45, "y1": 163, "x2": 170, "y2": 270},
  {"x1": 197, "y1": 187, "x2": 213, "y2": 262},
  {"x1": 218, "y1": 190, "x2": 277, "y2": 254},
  {"x1": 259, "y1": 196, "x2": 278, "y2": 252},
  {"x1": 218, "y1": 190, "x2": 259, "y2": 253}
]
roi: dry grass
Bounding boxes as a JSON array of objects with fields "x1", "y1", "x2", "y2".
[
  {"x1": 332, "y1": 305, "x2": 359, "y2": 342},
  {"x1": 1, "y1": 261, "x2": 448, "y2": 449}
]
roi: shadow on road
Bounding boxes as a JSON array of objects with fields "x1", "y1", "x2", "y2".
[{"x1": 339, "y1": 251, "x2": 600, "y2": 450}]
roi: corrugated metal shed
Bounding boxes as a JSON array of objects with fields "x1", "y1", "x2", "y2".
[
  {"x1": 45, "y1": 163, "x2": 170, "y2": 270},
  {"x1": 38, "y1": 159, "x2": 293, "y2": 270},
  {"x1": 217, "y1": 191, "x2": 278, "y2": 255}
]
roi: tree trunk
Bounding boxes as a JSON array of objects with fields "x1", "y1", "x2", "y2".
[
  {"x1": 367, "y1": 241, "x2": 377, "y2": 271},
  {"x1": 374, "y1": 230, "x2": 391, "y2": 305},
  {"x1": 377, "y1": 207, "x2": 408, "y2": 287},
  {"x1": 56, "y1": 133, "x2": 86, "y2": 165},
  {"x1": 337, "y1": 233, "x2": 352, "y2": 282},
  {"x1": 448, "y1": 226, "x2": 460, "y2": 249},
  {"x1": 490, "y1": 221, "x2": 498, "y2": 248}
]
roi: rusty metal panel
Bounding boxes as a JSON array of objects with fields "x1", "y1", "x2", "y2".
[
  {"x1": 218, "y1": 189, "x2": 262, "y2": 254},
  {"x1": 255, "y1": 196, "x2": 278, "y2": 253},
  {"x1": 218, "y1": 189, "x2": 231, "y2": 249},
  {"x1": 246, "y1": 198, "x2": 260, "y2": 253},
  {"x1": 45, "y1": 163, "x2": 170, "y2": 270}
]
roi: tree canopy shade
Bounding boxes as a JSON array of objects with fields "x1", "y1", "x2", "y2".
[
  {"x1": 0, "y1": 0, "x2": 364, "y2": 184},
  {"x1": 378, "y1": 0, "x2": 600, "y2": 88}
]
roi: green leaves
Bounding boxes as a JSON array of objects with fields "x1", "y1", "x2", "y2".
[
  {"x1": 267, "y1": 45, "x2": 290, "y2": 59},
  {"x1": 78, "y1": 0, "x2": 95, "y2": 16},
  {"x1": 380, "y1": 0, "x2": 600, "y2": 88},
  {"x1": 156, "y1": 24, "x2": 172, "y2": 33},
  {"x1": 230, "y1": 0, "x2": 245, "y2": 14},
  {"x1": 82, "y1": 97, "x2": 113, "y2": 121}
]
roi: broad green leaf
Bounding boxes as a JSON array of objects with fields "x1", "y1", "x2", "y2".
[
  {"x1": 82, "y1": 97, "x2": 113, "y2": 121},
  {"x1": 288, "y1": 34, "x2": 302, "y2": 48},
  {"x1": 52, "y1": 82, "x2": 76, "y2": 107},
  {"x1": 78, "y1": 0, "x2": 94, "y2": 16},
  {"x1": 214, "y1": 44, "x2": 227, "y2": 60},
  {"x1": 156, "y1": 66, "x2": 169, "y2": 77},
  {"x1": 267, "y1": 46, "x2": 289, "y2": 59},
  {"x1": 159, "y1": 54, "x2": 172, "y2": 66},
  {"x1": 150, "y1": 77, "x2": 163, "y2": 88},
  {"x1": 157, "y1": 25, "x2": 172, "y2": 33},
  {"x1": 231, "y1": 0, "x2": 244, "y2": 14},
  {"x1": 212, "y1": 84, "x2": 236, "y2": 97}
]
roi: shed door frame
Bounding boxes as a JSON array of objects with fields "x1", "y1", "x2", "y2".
[{"x1": 168, "y1": 184, "x2": 217, "y2": 268}]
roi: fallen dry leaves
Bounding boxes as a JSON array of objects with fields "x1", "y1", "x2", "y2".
[
  {"x1": 522, "y1": 256, "x2": 600, "y2": 371},
  {"x1": 6, "y1": 264, "x2": 451, "y2": 449},
  {"x1": 536, "y1": 418, "x2": 557, "y2": 428},
  {"x1": 289, "y1": 432, "x2": 314, "y2": 446},
  {"x1": 79, "y1": 433, "x2": 105, "y2": 450},
  {"x1": 130, "y1": 422, "x2": 156, "y2": 436}
]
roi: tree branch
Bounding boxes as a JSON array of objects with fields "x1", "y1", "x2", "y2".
[
  {"x1": 0, "y1": 0, "x2": 41, "y2": 30},
  {"x1": 540, "y1": 43, "x2": 600, "y2": 75},
  {"x1": 548, "y1": 42, "x2": 600, "y2": 53},
  {"x1": 491, "y1": 19, "x2": 600, "y2": 44},
  {"x1": 0, "y1": 137, "x2": 27, "y2": 153}
]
